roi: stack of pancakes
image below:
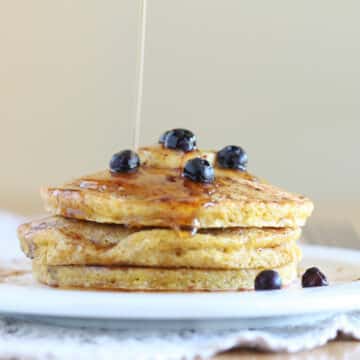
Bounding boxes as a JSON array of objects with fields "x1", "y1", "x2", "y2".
[{"x1": 18, "y1": 145, "x2": 313, "y2": 291}]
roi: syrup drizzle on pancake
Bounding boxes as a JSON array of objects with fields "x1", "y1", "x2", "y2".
[
  {"x1": 78, "y1": 167, "x2": 218, "y2": 230},
  {"x1": 71, "y1": 165, "x2": 259, "y2": 232}
]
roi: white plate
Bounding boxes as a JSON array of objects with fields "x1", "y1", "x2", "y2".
[{"x1": 1, "y1": 244, "x2": 360, "y2": 328}]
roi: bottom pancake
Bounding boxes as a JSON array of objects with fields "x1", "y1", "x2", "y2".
[{"x1": 33, "y1": 260, "x2": 298, "y2": 291}]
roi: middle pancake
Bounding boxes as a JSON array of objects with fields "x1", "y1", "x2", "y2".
[{"x1": 19, "y1": 217, "x2": 301, "y2": 270}]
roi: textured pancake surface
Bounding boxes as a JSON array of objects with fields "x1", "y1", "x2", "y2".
[
  {"x1": 33, "y1": 260, "x2": 298, "y2": 291},
  {"x1": 19, "y1": 217, "x2": 301, "y2": 269},
  {"x1": 41, "y1": 147, "x2": 313, "y2": 228}
]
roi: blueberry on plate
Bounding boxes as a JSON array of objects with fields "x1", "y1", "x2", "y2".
[
  {"x1": 217, "y1": 145, "x2": 248, "y2": 171},
  {"x1": 110, "y1": 150, "x2": 140, "y2": 173},
  {"x1": 254, "y1": 270, "x2": 282, "y2": 291},
  {"x1": 302, "y1": 267, "x2": 329, "y2": 288},
  {"x1": 161, "y1": 129, "x2": 197, "y2": 152},
  {"x1": 183, "y1": 158, "x2": 214, "y2": 184}
]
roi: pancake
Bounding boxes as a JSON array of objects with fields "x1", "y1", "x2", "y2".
[
  {"x1": 41, "y1": 147, "x2": 313, "y2": 229},
  {"x1": 19, "y1": 217, "x2": 301, "y2": 269},
  {"x1": 33, "y1": 259, "x2": 298, "y2": 291}
]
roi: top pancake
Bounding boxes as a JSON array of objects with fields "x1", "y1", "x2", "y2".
[{"x1": 41, "y1": 145, "x2": 313, "y2": 228}]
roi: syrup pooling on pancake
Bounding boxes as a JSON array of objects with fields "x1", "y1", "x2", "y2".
[
  {"x1": 64, "y1": 166, "x2": 260, "y2": 230},
  {"x1": 77, "y1": 167, "x2": 217, "y2": 230}
]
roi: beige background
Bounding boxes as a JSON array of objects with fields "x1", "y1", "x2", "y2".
[{"x1": 0, "y1": 0, "x2": 359, "y2": 215}]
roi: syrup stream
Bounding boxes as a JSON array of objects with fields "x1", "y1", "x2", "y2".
[{"x1": 132, "y1": 0, "x2": 148, "y2": 150}]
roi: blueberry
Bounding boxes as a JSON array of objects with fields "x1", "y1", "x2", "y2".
[
  {"x1": 109, "y1": 150, "x2": 140, "y2": 173},
  {"x1": 183, "y1": 158, "x2": 214, "y2": 184},
  {"x1": 302, "y1": 267, "x2": 329, "y2": 288},
  {"x1": 161, "y1": 129, "x2": 197, "y2": 152},
  {"x1": 255, "y1": 270, "x2": 282, "y2": 291},
  {"x1": 217, "y1": 145, "x2": 248, "y2": 171}
]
